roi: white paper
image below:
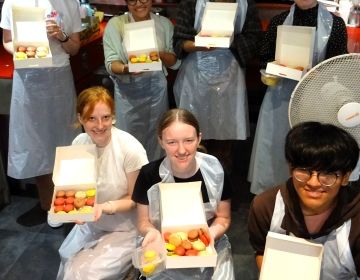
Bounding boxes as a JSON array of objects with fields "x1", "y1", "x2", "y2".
[
  {"x1": 58, "y1": 158, "x2": 96, "y2": 185},
  {"x1": 128, "y1": 27, "x2": 156, "y2": 51},
  {"x1": 15, "y1": 21, "x2": 47, "y2": 42}
]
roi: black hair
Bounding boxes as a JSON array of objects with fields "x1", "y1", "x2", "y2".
[{"x1": 285, "y1": 122, "x2": 359, "y2": 174}]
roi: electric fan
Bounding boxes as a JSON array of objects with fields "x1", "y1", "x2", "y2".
[{"x1": 289, "y1": 53, "x2": 360, "y2": 143}]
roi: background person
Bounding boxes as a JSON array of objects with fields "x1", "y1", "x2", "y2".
[
  {"x1": 0, "y1": 0, "x2": 81, "y2": 226},
  {"x1": 103, "y1": 0, "x2": 178, "y2": 162},
  {"x1": 132, "y1": 108, "x2": 234, "y2": 279},
  {"x1": 57, "y1": 86, "x2": 148, "y2": 279},
  {"x1": 248, "y1": 0, "x2": 348, "y2": 195},
  {"x1": 248, "y1": 122, "x2": 360, "y2": 279},
  {"x1": 173, "y1": 0, "x2": 261, "y2": 173}
]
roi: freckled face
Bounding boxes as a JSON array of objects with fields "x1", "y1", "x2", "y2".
[
  {"x1": 79, "y1": 102, "x2": 113, "y2": 147},
  {"x1": 127, "y1": 0, "x2": 152, "y2": 22}
]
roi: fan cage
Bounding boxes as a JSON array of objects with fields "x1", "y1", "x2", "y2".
[{"x1": 289, "y1": 53, "x2": 360, "y2": 143}]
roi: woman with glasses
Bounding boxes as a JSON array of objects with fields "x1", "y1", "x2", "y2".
[
  {"x1": 103, "y1": 0, "x2": 178, "y2": 162},
  {"x1": 56, "y1": 86, "x2": 148, "y2": 280},
  {"x1": 248, "y1": 122, "x2": 360, "y2": 279}
]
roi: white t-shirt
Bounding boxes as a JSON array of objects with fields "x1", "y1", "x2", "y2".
[
  {"x1": 72, "y1": 127, "x2": 149, "y2": 231},
  {"x1": 0, "y1": 0, "x2": 82, "y2": 67}
]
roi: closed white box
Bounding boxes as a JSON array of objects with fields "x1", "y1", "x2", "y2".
[
  {"x1": 195, "y1": 2, "x2": 238, "y2": 48},
  {"x1": 265, "y1": 25, "x2": 316, "y2": 81},
  {"x1": 48, "y1": 144, "x2": 97, "y2": 223},
  {"x1": 124, "y1": 19, "x2": 162, "y2": 72},
  {"x1": 12, "y1": 6, "x2": 53, "y2": 68},
  {"x1": 159, "y1": 182, "x2": 217, "y2": 269},
  {"x1": 260, "y1": 232, "x2": 324, "y2": 280}
]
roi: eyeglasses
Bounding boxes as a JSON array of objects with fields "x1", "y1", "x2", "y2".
[
  {"x1": 126, "y1": 0, "x2": 150, "y2": 6},
  {"x1": 292, "y1": 168, "x2": 341, "y2": 187}
]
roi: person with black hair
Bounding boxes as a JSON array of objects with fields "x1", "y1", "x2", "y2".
[{"x1": 248, "y1": 122, "x2": 360, "y2": 279}]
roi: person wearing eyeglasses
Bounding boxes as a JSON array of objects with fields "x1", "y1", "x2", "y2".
[
  {"x1": 103, "y1": 0, "x2": 178, "y2": 162},
  {"x1": 248, "y1": 121, "x2": 360, "y2": 279}
]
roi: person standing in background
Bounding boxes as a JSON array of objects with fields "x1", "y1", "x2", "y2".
[
  {"x1": 248, "y1": 0, "x2": 348, "y2": 195},
  {"x1": 103, "y1": 0, "x2": 179, "y2": 162},
  {"x1": 0, "y1": 0, "x2": 81, "y2": 226},
  {"x1": 173, "y1": 0, "x2": 261, "y2": 174}
]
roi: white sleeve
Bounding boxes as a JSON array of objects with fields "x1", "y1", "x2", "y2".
[{"x1": 0, "y1": 0, "x2": 12, "y2": 30}]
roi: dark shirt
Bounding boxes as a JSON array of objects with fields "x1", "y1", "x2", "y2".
[
  {"x1": 173, "y1": 0, "x2": 262, "y2": 67},
  {"x1": 248, "y1": 179, "x2": 360, "y2": 276},
  {"x1": 132, "y1": 157, "x2": 232, "y2": 205},
  {"x1": 260, "y1": 4, "x2": 348, "y2": 68}
]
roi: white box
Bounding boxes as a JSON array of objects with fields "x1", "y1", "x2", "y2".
[
  {"x1": 265, "y1": 25, "x2": 316, "y2": 81},
  {"x1": 260, "y1": 232, "x2": 324, "y2": 280},
  {"x1": 12, "y1": 6, "x2": 53, "y2": 68},
  {"x1": 159, "y1": 182, "x2": 217, "y2": 269},
  {"x1": 48, "y1": 144, "x2": 97, "y2": 223},
  {"x1": 195, "y1": 2, "x2": 238, "y2": 48},
  {"x1": 124, "y1": 19, "x2": 162, "y2": 72}
]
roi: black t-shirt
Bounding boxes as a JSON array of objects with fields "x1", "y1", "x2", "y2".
[{"x1": 132, "y1": 157, "x2": 232, "y2": 205}]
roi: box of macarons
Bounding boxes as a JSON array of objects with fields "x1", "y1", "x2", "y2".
[
  {"x1": 159, "y1": 182, "x2": 217, "y2": 269},
  {"x1": 48, "y1": 144, "x2": 97, "y2": 224},
  {"x1": 124, "y1": 19, "x2": 162, "y2": 73},
  {"x1": 11, "y1": 6, "x2": 52, "y2": 69}
]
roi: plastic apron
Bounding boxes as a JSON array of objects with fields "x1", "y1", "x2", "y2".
[
  {"x1": 270, "y1": 191, "x2": 358, "y2": 280},
  {"x1": 7, "y1": 0, "x2": 79, "y2": 179},
  {"x1": 145, "y1": 152, "x2": 234, "y2": 280},
  {"x1": 57, "y1": 129, "x2": 137, "y2": 280},
  {"x1": 248, "y1": 4, "x2": 333, "y2": 194},
  {"x1": 111, "y1": 13, "x2": 168, "y2": 162},
  {"x1": 173, "y1": 0, "x2": 249, "y2": 140}
]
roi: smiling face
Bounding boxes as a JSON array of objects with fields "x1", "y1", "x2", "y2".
[
  {"x1": 127, "y1": 0, "x2": 152, "y2": 22},
  {"x1": 292, "y1": 170, "x2": 350, "y2": 215},
  {"x1": 79, "y1": 102, "x2": 113, "y2": 147},
  {"x1": 295, "y1": 0, "x2": 318, "y2": 10},
  {"x1": 159, "y1": 121, "x2": 202, "y2": 178}
]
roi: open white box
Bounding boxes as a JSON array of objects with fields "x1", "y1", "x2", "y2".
[
  {"x1": 48, "y1": 144, "x2": 97, "y2": 224},
  {"x1": 259, "y1": 232, "x2": 324, "y2": 280},
  {"x1": 265, "y1": 25, "x2": 316, "y2": 81},
  {"x1": 12, "y1": 6, "x2": 52, "y2": 69},
  {"x1": 159, "y1": 182, "x2": 217, "y2": 269},
  {"x1": 195, "y1": 2, "x2": 238, "y2": 48},
  {"x1": 124, "y1": 19, "x2": 162, "y2": 72}
]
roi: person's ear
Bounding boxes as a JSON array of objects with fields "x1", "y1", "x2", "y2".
[
  {"x1": 198, "y1": 132, "x2": 202, "y2": 146},
  {"x1": 341, "y1": 172, "x2": 351, "y2": 186},
  {"x1": 158, "y1": 136, "x2": 165, "y2": 149},
  {"x1": 77, "y1": 113, "x2": 84, "y2": 125}
]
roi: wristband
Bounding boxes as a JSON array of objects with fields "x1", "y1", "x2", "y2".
[{"x1": 59, "y1": 31, "x2": 69, "y2": 43}]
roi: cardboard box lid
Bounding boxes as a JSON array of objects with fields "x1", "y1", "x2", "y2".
[
  {"x1": 275, "y1": 25, "x2": 316, "y2": 69},
  {"x1": 12, "y1": 6, "x2": 48, "y2": 45},
  {"x1": 200, "y1": 2, "x2": 238, "y2": 36},
  {"x1": 52, "y1": 144, "x2": 97, "y2": 186},
  {"x1": 124, "y1": 19, "x2": 158, "y2": 53},
  {"x1": 159, "y1": 182, "x2": 206, "y2": 228},
  {"x1": 260, "y1": 232, "x2": 324, "y2": 280}
]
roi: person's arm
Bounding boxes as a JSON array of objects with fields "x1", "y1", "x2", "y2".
[
  {"x1": 230, "y1": 0, "x2": 262, "y2": 68},
  {"x1": 255, "y1": 255, "x2": 264, "y2": 270},
  {"x1": 325, "y1": 15, "x2": 348, "y2": 58},
  {"x1": 209, "y1": 199, "x2": 231, "y2": 240},
  {"x1": 137, "y1": 203, "x2": 163, "y2": 246},
  {"x1": 46, "y1": 19, "x2": 80, "y2": 56},
  {"x1": 2, "y1": 29, "x2": 13, "y2": 54},
  {"x1": 95, "y1": 170, "x2": 139, "y2": 220}
]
